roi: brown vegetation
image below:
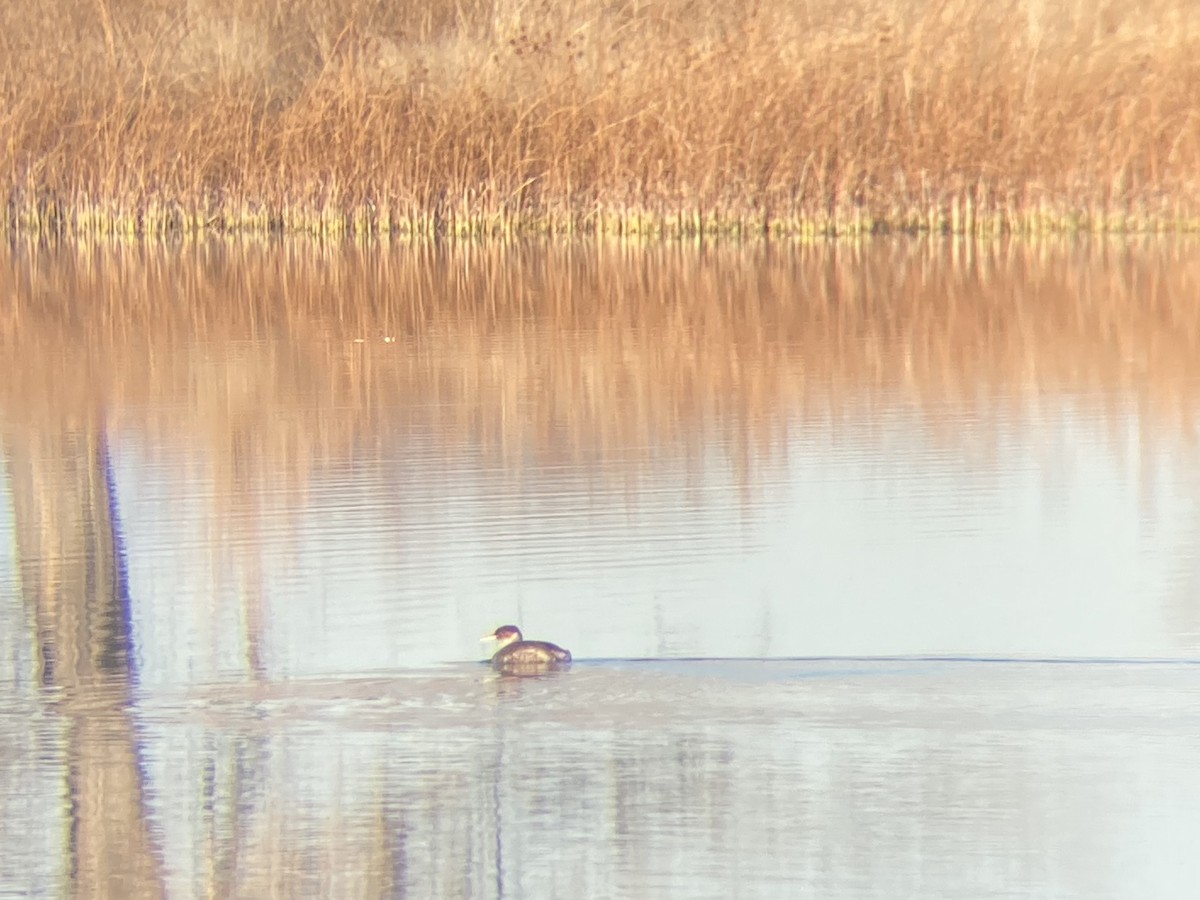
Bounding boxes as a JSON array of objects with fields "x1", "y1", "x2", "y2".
[{"x1": 3, "y1": 0, "x2": 1200, "y2": 236}]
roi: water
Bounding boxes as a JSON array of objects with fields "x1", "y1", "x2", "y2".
[{"x1": 1, "y1": 237, "x2": 1200, "y2": 897}]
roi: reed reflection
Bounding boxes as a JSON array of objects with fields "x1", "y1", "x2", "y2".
[{"x1": 1, "y1": 238, "x2": 1198, "y2": 490}]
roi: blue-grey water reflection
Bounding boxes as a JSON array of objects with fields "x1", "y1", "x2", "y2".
[{"x1": 2, "y1": 237, "x2": 1200, "y2": 897}]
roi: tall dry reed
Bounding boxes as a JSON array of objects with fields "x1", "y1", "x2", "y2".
[{"x1": 3, "y1": 0, "x2": 1200, "y2": 235}]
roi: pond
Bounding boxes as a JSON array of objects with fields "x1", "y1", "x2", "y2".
[{"x1": 2, "y1": 237, "x2": 1199, "y2": 897}]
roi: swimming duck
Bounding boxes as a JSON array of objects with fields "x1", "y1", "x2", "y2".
[{"x1": 481, "y1": 625, "x2": 571, "y2": 675}]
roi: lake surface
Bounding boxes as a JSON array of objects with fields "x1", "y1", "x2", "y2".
[{"x1": 2, "y1": 237, "x2": 1200, "y2": 897}]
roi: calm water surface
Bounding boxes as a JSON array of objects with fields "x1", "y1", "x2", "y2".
[{"x1": 2, "y1": 238, "x2": 1200, "y2": 897}]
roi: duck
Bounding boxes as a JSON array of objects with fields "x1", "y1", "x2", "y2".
[{"x1": 481, "y1": 625, "x2": 571, "y2": 675}]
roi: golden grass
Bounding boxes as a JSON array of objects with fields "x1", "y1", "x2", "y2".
[{"x1": 3, "y1": 0, "x2": 1200, "y2": 236}]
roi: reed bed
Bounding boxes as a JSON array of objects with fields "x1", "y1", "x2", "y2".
[{"x1": 3, "y1": 0, "x2": 1200, "y2": 237}]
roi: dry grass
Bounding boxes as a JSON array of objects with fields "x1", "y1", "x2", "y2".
[{"x1": 2, "y1": 0, "x2": 1200, "y2": 236}]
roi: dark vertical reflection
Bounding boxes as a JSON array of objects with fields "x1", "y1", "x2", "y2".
[
  {"x1": 6, "y1": 429, "x2": 130, "y2": 687},
  {"x1": 481, "y1": 678, "x2": 522, "y2": 900},
  {"x1": 492, "y1": 738, "x2": 506, "y2": 900},
  {"x1": 4, "y1": 416, "x2": 163, "y2": 899}
]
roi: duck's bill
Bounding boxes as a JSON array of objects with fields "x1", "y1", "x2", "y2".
[{"x1": 480, "y1": 633, "x2": 497, "y2": 642}]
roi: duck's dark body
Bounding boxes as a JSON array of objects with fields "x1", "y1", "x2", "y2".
[{"x1": 483, "y1": 625, "x2": 571, "y2": 675}]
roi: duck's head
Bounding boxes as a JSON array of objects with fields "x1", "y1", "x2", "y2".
[{"x1": 481, "y1": 625, "x2": 523, "y2": 647}]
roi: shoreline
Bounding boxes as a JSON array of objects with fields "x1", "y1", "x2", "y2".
[{"x1": 8, "y1": 192, "x2": 1200, "y2": 239}]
